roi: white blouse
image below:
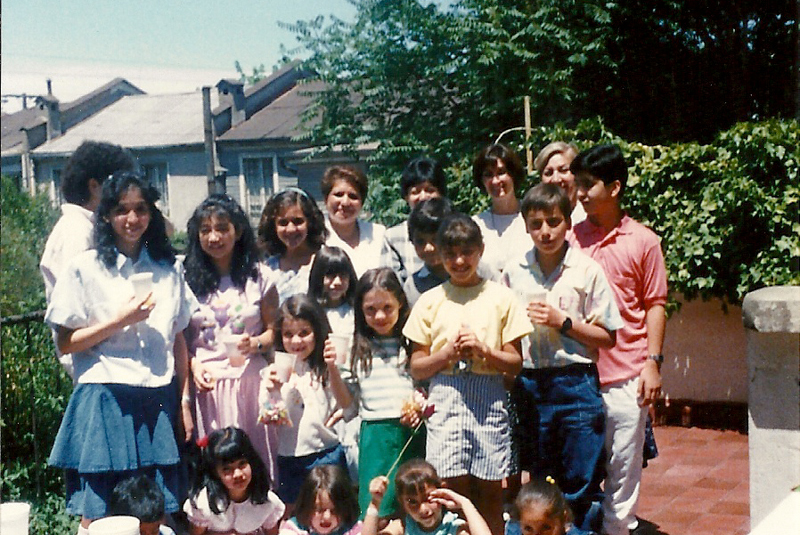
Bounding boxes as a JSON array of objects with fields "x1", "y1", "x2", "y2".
[
  {"x1": 45, "y1": 248, "x2": 197, "y2": 387},
  {"x1": 184, "y1": 488, "x2": 285, "y2": 534}
]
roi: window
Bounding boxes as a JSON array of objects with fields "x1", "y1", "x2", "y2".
[
  {"x1": 51, "y1": 168, "x2": 63, "y2": 205},
  {"x1": 242, "y1": 156, "x2": 276, "y2": 223},
  {"x1": 142, "y1": 163, "x2": 169, "y2": 215}
]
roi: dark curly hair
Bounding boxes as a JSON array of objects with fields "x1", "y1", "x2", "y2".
[
  {"x1": 257, "y1": 189, "x2": 327, "y2": 256},
  {"x1": 351, "y1": 268, "x2": 410, "y2": 377},
  {"x1": 185, "y1": 194, "x2": 260, "y2": 299},
  {"x1": 472, "y1": 143, "x2": 526, "y2": 193},
  {"x1": 275, "y1": 294, "x2": 331, "y2": 385},
  {"x1": 94, "y1": 171, "x2": 174, "y2": 269},
  {"x1": 62, "y1": 141, "x2": 135, "y2": 205}
]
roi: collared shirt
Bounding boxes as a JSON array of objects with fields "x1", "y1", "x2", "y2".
[
  {"x1": 403, "y1": 279, "x2": 532, "y2": 375},
  {"x1": 571, "y1": 215, "x2": 668, "y2": 385},
  {"x1": 403, "y1": 264, "x2": 448, "y2": 307},
  {"x1": 45, "y1": 248, "x2": 197, "y2": 387},
  {"x1": 324, "y1": 217, "x2": 392, "y2": 278},
  {"x1": 385, "y1": 220, "x2": 424, "y2": 285},
  {"x1": 503, "y1": 244, "x2": 624, "y2": 369},
  {"x1": 40, "y1": 203, "x2": 95, "y2": 301}
]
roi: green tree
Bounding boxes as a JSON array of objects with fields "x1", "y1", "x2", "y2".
[{"x1": 1, "y1": 177, "x2": 58, "y2": 316}]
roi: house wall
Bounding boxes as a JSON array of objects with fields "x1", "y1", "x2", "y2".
[
  {"x1": 141, "y1": 148, "x2": 210, "y2": 232},
  {"x1": 661, "y1": 296, "x2": 748, "y2": 403}
]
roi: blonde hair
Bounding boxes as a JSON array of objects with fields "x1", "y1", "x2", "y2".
[{"x1": 533, "y1": 142, "x2": 579, "y2": 175}]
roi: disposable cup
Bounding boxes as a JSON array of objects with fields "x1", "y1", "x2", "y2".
[
  {"x1": 273, "y1": 351, "x2": 296, "y2": 383},
  {"x1": 0, "y1": 502, "x2": 30, "y2": 535},
  {"x1": 129, "y1": 272, "x2": 153, "y2": 301},
  {"x1": 329, "y1": 334, "x2": 351, "y2": 365},
  {"x1": 87, "y1": 516, "x2": 140, "y2": 535},
  {"x1": 526, "y1": 290, "x2": 548, "y2": 305},
  {"x1": 220, "y1": 334, "x2": 246, "y2": 367}
]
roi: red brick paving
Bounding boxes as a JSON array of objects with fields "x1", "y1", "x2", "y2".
[{"x1": 636, "y1": 426, "x2": 749, "y2": 535}]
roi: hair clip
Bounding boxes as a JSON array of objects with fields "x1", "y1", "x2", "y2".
[
  {"x1": 196, "y1": 435, "x2": 209, "y2": 449},
  {"x1": 545, "y1": 476, "x2": 555, "y2": 485}
]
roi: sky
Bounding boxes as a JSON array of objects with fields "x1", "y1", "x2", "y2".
[{"x1": 1, "y1": 0, "x2": 357, "y2": 113}]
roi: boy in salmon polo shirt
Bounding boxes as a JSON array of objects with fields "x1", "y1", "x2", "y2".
[{"x1": 569, "y1": 144, "x2": 667, "y2": 535}]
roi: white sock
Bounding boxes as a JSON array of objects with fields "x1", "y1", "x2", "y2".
[{"x1": 77, "y1": 525, "x2": 90, "y2": 535}]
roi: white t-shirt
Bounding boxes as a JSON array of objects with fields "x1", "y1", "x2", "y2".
[
  {"x1": 184, "y1": 488, "x2": 285, "y2": 533},
  {"x1": 472, "y1": 210, "x2": 529, "y2": 274},
  {"x1": 324, "y1": 217, "x2": 389, "y2": 277}
]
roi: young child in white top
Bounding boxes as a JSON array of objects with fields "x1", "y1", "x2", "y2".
[
  {"x1": 262, "y1": 295, "x2": 352, "y2": 509},
  {"x1": 185, "y1": 427, "x2": 285, "y2": 535}
]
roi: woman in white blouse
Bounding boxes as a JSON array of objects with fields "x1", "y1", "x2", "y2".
[
  {"x1": 321, "y1": 165, "x2": 389, "y2": 277},
  {"x1": 46, "y1": 171, "x2": 196, "y2": 530},
  {"x1": 471, "y1": 143, "x2": 530, "y2": 273}
]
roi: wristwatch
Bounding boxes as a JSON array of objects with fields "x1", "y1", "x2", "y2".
[
  {"x1": 648, "y1": 354, "x2": 664, "y2": 364},
  {"x1": 559, "y1": 317, "x2": 573, "y2": 334}
]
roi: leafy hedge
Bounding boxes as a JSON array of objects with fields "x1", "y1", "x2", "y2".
[{"x1": 365, "y1": 119, "x2": 799, "y2": 304}]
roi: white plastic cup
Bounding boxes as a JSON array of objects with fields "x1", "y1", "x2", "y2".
[
  {"x1": 129, "y1": 272, "x2": 153, "y2": 301},
  {"x1": 87, "y1": 516, "x2": 140, "y2": 535},
  {"x1": 526, "y1": 290, "x2": 548, "y2": 305},
  {"x1": 329, "y1": 334, "x2": 351, "y2": 365},
  {"x1": 0, "y1": 502, "x2": 30, "y2": 535},
  {"x1": 220, "y1": 334, "x2": 246, "y2": 367},
  {"x1": 273, "y1": 351, "x2": 296, "y2": 383}
]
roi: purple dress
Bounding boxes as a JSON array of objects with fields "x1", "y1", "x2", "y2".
[{"x1": 186, "y1": 263, "x2": 278, "y2": 483}]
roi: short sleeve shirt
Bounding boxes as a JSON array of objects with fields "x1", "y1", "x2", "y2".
[
  {"x1": 502, "y1": 244, "x2": 624, "y2": 368},
  {"x1": 403, "y1": 280, "x2": 532, "y2": 375},
  {"x1": 184, "y1": 488, "x2": 285, "y2": 533},
  {"x1": 45, "y1": 248, "x2": 197, "y2": 387},
  {"x1": 571, "y1": 215, "x2": 668, "y2": 384}
]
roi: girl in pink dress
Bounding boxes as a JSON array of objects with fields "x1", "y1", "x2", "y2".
[{"x1": 185, "y1": 195, "x2": 280, "y2": 483}]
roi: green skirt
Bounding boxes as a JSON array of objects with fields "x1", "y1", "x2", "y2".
[{"x1": 358, "y1": 418, "x2": 426, "y2": 518}]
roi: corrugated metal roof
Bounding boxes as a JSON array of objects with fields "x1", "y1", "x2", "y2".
[
  {"x1": 2, "y1": 78, "x2": 145, "y2": 155},
  {"x1": 33, "y1": 92, "x2": 208, "y2": 155},
  {"x1": 218, "y1": 80, "x2": 324, "y2": 142}
]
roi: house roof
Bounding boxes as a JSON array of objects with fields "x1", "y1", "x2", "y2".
[
  {"x1": 2, "y1": 78, "x2": 144, "y2": 156},
  {"x1": 218, "y1": 79, "x2": 324, "y2": 142},
  {"x1": 33, "y1": 91, "x2": 211, "y2": 156}
]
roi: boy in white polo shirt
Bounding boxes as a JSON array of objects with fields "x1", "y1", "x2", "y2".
[{"x1": 503, "y1": 183, "x2": 623, "y2": 534}]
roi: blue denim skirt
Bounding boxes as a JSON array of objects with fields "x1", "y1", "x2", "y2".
[{"x1": 49, "y1": 381, "x2": 186, "y2": 518}]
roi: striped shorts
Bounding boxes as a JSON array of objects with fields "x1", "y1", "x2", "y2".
[{"x1": 425, "y1": 373, "x2": 510, "y2": 481}]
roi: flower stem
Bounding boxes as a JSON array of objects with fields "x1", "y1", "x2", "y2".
[{"x1": 385, "y1": 420, "x2": 424, "y2": 480}]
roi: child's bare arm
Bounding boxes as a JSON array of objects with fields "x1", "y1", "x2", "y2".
[
  {"x1": 409, "y1": 341, "x2": 458, "y2": 380},
  {"x1": 429, "y1": 488, "x2": 491, "y2": 535},
  {"x1": 363, "y1": 476, "x2": 389, "y2": 535},
  {"x1": 527, "y1": 302, "x2": 615, "y2": 350}
]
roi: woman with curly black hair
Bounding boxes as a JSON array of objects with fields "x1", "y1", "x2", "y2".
[
  {"x1": 258, "y1": 188, "x2": 328, "y2": 304},
  {"x1": 184, "y1": 194, "x2": 280, "y2": 485}
]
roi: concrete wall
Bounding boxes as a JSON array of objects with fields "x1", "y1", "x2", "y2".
[
  {"x1": 743, "y1": 286, "x2": 800, "y2": 527},
  {"x1": 662, "y1": 296, "x2": 748, "y2": 402}
]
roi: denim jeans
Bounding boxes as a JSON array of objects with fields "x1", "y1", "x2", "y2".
[{"x1": 512, "y1": 364, "x2": 606, "y2": 534}]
